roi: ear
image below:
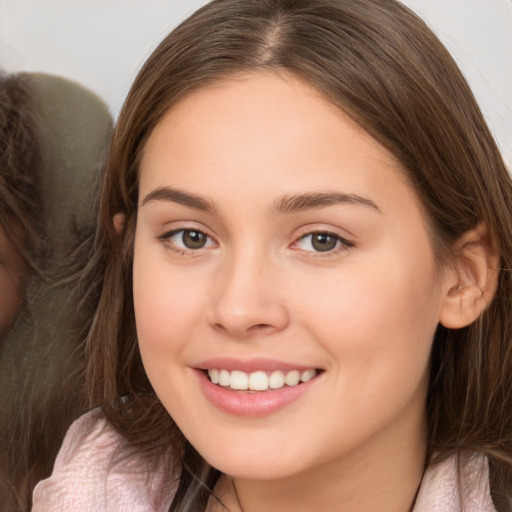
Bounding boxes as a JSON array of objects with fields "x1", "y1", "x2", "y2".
[
  {"x1": 113, "y1": 213, "x2": 126, "y2": 233},
  {"x1": 439, "y1": 224, "x2": 499, "y2": 329}
]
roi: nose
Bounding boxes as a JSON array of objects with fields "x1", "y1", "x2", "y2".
[{"x1": 208, "y1": 248, "x2": 290, "y2": 339}]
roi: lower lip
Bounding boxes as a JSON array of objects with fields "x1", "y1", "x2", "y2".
[{"x1": 195, "y1": 370, "x2": 319, "y2": 417}]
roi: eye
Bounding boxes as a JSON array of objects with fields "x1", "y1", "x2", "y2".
[
  {"x1": 161, "y1": 229, "x2": 216, "y2": 251},
  {"x1": 295, "y1": 232, "x2": 353, "y2": 253}
]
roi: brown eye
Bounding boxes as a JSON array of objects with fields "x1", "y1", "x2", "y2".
[
  {"x1": 295, "y1": 231, "x2": 353, "y2": 254},
  {"x1": 161, "y1": 229, "x2": 215, "y2": 252},
  {"x1": 310, "y1": 233, "x2": 339, "y2": 252},
  {"x1": 182, "y1": 230, "x2": 208, "y2": 249}
]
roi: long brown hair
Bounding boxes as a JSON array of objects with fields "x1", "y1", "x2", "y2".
[{"x1": 85, "y1": 1, "x2": 512, "y2": 510}]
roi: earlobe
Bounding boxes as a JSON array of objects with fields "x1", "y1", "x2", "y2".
[
  {"x1": 113, "y1": 213, "x2": 126, "y2": 233},
  {"x1": 439, "y1": 224, "x2": 499, "y2": 329}
]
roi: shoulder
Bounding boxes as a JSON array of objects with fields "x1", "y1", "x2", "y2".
[
  {"x1": 32, "y1": 409, "x2": 177, "y2": 512},
  {"x1": 414, "y1": 451, "x2": 496, "y2": 512}
]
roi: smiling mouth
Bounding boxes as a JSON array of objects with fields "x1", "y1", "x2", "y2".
[{"x1": 206, "y1": 368, "x2": 320, "y2": 392}]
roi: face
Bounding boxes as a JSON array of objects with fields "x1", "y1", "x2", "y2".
[
  {"x1": 0, "y1": 225, "x2": 25, "y2": 340},
  {"x1": 133, "y1": 73, "x2": 451, "y2": 481}
]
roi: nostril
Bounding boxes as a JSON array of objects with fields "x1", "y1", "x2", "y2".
[
  {"x1": 248, "y1": 323, "x2": 273, "y2": 332},
  {"x1": 212, "y1": 321, "x2": 276, "y2": 338}
]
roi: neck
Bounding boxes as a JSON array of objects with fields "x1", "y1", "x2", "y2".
[{"x1": 212, "y1": 408, "x2": 427, "y2": 512}]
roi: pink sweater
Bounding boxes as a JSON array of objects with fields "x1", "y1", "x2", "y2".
[{"x1": 32, "y1": 410, "x2": 497, "y2": 511}]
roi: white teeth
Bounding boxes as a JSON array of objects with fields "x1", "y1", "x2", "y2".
[
  {"x1": 284, "y1": 370, "x2": 300, "y2": 386},
  {"x1": 248, "y1": 371, "x2": 269, "y2": 391},
  {"x1": 300, "y1": 369, "x2": 316, "y2": 383},
  {"x1": 230, "y1": 370, "x2": 249, "y2": 390},
  {"x1": 209, "y1": 368, "x2": 219, "y2": 384},
  {"x1": 207, "y1": 368, "x2": 317, "y2": 391},
  {"x1": 219, "y1": 369, "x2": 230, "y2": 387},
  {"x1": 268, "y1": 370, "x2": 285, "y2": 389}
]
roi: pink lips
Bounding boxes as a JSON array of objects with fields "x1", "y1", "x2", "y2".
[
  {"x1": 196, "y1": 357, "x2": 315, "y2": 373},
  {"x1": 194, "y1": 358, "x2": 321, "y2": 417}
]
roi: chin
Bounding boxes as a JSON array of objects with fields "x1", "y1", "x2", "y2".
[
  {"x1": 191, "y1": 431, "x2": 317, "y2": 481},
  {"x1": 209, "y1": 455, "x2": 302, "y2": 481}
]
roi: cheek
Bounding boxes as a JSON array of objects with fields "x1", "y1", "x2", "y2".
[
  {"x1": 132, "y1": 245, "x2": 205, "y2": 359},
  {"x1": 293, "y1": 248, "x2": 441, "y2": 385},
  {"x1": 132, "y1": 245, "x2": 209, "y2": 431}
]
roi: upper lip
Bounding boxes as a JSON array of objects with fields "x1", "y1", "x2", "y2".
[{"x1": 195, "y1": 357, "x2": 321, "y2": 373}]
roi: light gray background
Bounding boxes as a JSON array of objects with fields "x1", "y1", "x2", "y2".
[{"x1": 0, "y1": 0, "x2": 510, "y2": 166}]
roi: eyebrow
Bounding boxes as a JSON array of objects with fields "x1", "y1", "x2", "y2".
[
  {"x1": 140, "y1": 186, "x2": 216, "y2": 212},
  {"x1": 140, "y1": 186, "x2": 380, "y2": 215},
  {"x1": 272, "y1": 192, "x2": 381, "y2": 214}
]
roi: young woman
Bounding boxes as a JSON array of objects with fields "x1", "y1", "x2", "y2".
[{"x1": 33, "y1": 0, "x2": 512, "y2": 511}]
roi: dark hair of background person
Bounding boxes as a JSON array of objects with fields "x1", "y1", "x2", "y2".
[
  {"x1": 0, "y1": 72, "x2": 112, "y2": 512},
  {"x1": 0, "y1": 71, "x2": 46, "y2": 511},
  {"x1": 0, "y1": 72, "x2": 42, "y2": 293},
  {"x1": 83, "y1": 0, "x2": 512, "y2": 510}
]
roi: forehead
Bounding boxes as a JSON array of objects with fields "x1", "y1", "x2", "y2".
[{"x1": 139, "y1": 71, "x2": 404, "y2": 192}]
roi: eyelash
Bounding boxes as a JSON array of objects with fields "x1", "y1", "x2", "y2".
[
  {"x1": 158, "y1": 228, "x2": 354, "y2": 257},
  {"x1": 292, "y1": 231, "x2": 354, "y2": 256},
  {"x1": 158, "y1": 228, "x2": 216, "y2": 255}
]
